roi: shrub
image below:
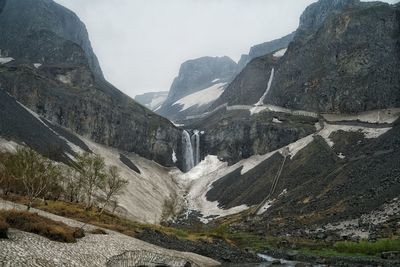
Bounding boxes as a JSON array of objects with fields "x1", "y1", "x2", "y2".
[
  {"x1": 0, "y1": 210, "x2": 84, "y2": 243},
  {"x1": 90, "y1": 228, "x2": 107, "y2": 235},
  {"x1": 0, "y1": 216, "x2": 9, "y2": 239}
]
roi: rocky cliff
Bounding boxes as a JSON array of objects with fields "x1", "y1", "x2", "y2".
[
  {"x1": 0, "y1": 0, "x2": 184, "y2": 169},
  {"x1": 237, "y1": 32, "x2": 294, "y2": 69},
  {"x1": 157, "y1": 56, "x2": 238, "y2": 121},
  {"x1": 211, "y1": 0, "x2": 400, "y2": 114}
]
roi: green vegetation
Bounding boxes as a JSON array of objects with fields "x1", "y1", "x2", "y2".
[
  {"x1": 0, "y1": 209, "x2": 84, "y2": 242},
  {"x1": 334, "y1": 239, "x2": 400, "y2": 256}
]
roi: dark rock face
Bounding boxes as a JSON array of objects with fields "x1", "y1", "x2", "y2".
[
  {"x1": 0, "y1": 0, "x2": 102, "y2": 77},
  {"x1": 268, "y1": 0, "x2": 400, "y2": 113},
  {"x1": 212, "y1": 0, "x2": 400, "y2": 114},
  {"x1": 185, "y1": 109, "x2": 317, "y2": 165},
  {"x1": 0, "y1": 0, "x2": 185, "y2": 169},
  {"x1": 0, "y1": 64, "x2": 183, "y2": 168},
  {"x1": 238, "y1": 32, "x2": 295, "y2": 69},
  {"x1": 210, "y1": 56, "x2": 277, "y2": 109},
  {"x1": 157, "y1": 56, "x2": 238, "y2": 120}
]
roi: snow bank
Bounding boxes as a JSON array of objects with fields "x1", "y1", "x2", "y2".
[
  {"x1": 0, "y1": 57, "x2": 14, "y2": 64},
  {"x1": 273, "y1": 48, "x2": 287, "y2": 58},
  {"x1": 318, "y1": 123, "x2": 391, "y2": 147},
  {"x1": 173, "y1": 83, "x2": 227, "y2": 111}
]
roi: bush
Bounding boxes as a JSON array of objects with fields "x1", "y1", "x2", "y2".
[
  {"x1": 0, "y1": 210, "x2": 84, "y2": 243},
  {"x1": 0, "y1": 216, "x2": 9, "y2": 239},
  {"x1": 90, "y1": 228, "x2": 107, "y2": 235},
  {"x1": 334, "y1": 239, "x2": 400, "y2": 256}
]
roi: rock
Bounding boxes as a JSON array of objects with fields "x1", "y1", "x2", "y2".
[
  {"x1": 381, "y1": 251, "x2": 400, "y2": 260},
  {"x1": 271, "y1": 259, "x2": 282, "y2": 265},
  {"x1": 287, "y1": 251, "x2": 299, "y2": 260}
]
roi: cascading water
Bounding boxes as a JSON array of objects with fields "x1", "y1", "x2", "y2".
[
  {"x1": 182, "y1": 130, "x2": 194, "y2": 172},
  {"x1": 191, "y1": 130, "x2": 200, "y2": 166}
]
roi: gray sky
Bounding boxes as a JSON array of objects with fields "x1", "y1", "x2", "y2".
[{"x1": 54, "y1": 0, "x2": 398, "y2": 98}]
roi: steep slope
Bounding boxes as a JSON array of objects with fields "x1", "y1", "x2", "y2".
[
  {"x1": 135, "y1": 91, "x2": 168, "y2": 111},
  {"x1": 237, "y1": 32, "x2": 295, "y2": 69},
  {"x1": 0, "y1": 0, "x2": 185, "y2": 169},
  {"x1": 157, "y1": 56, "x2": 238, "y2": 121},
  {"x1": 211, "y1": 0, "x2": 400, "y2": 113}
]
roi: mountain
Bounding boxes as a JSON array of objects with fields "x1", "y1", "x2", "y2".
[
  {"x1": 157, "y1": 56, "x2": 238, "y2": 121},
  {"x1": 0, "y1": 0, "x2": 184, "y2": 169},
  {"x1": 170, "y1": 0, "x2": 400, "y2": 241},
  {"x1": 134, "y1": 91, "x2": 168, "y2": 111},
  {"x1": 211, "y1": 0, "x2": 400, "y2": 113},
  {"x1": 237, "y1": 32, "x2": 295, "y2": 70}
]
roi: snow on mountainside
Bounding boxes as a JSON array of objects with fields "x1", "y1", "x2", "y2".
[
  {"x1": 135, "y1": 91, "x2": 168, "y2": 111},
  {"x1": 172, "y1": 83, "x2": 227, "y2": 112}
]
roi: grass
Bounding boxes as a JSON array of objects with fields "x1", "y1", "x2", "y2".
[
  {"x1": 334, "y1": 239, "x2": 400, "y2": 256},
  {"x1": 0, "y1": 209, "x2": 84, "y2": 243}
]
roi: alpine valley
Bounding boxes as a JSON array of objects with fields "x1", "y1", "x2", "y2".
[{"x1": 0, "y1": 0, "x2": 399, "y2": 266}]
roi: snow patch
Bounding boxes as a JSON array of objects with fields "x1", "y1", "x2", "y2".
[
  {"x1": 273, "y1": 48, "x2": 288, "y2": 58},
  {"x1": 173, "y1": 83, "x2": 227, "y2": 111},
  {"x1": 322, "y1": 109, "x2": 400, "y2": 124},
  {"x1": 272, "y1": 118, "x2": 282, "y2": 124},
  {"x1": 57, "y1": 74, "x2": 72, "y2": 85},
  {"x1": 211, "y1": 78, "x2": 220, "y2": 83},
  {"x1": 318, "y1": 123, "x2": 391, "y2": 147},
  {"x1": 33, "y1": 63, "x2": 42, "y2": 69},
  {"x1": 0, "y1": 57, "x2": 14, "y2": 64},
  {"x1": 172, "y1": 150, "x2": 177, "y2": 163}
]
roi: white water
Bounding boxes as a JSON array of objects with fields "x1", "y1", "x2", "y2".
[
  {"x1": 255, "y1": 68, "x2": 275, "y2": 106},
  {"x1": 182, "y1": 130, "x2": 194, "y2": 172},
  {"x1": 191, "y1": 130, "x2": 200, "y2": 166}
]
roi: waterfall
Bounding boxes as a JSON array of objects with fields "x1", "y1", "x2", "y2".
[
  {"x1": 191, "y1": 130, "x2": 200, "y2": 166},
  {"x1": 182, "y1": 130, "x2": 194, "y2": 171}
]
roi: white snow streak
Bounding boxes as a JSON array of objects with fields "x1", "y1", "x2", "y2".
[{"x1": 255, "y1": 68, "x2": 275, "y2": 106}]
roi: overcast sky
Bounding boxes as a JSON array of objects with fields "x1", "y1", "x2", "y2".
[{"x1": 54, "y1": 0, "x2": 398, "y2": 98}]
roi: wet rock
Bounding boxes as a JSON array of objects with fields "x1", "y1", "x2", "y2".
[{"x1": 381, "y1": 251, "x2": 400, "y2": 260}]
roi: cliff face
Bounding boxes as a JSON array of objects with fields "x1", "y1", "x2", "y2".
[
  {"x1": 157, "y1": 56, "x2": 238, "y2": 121},
  {"x1": 0, "y1": 0, "x2": 184, "y2": 169},
  {"x1": 0, "y1": 0, "x2": 102, "y2": 77},
  {"x1": 211, "y1": 0, "x2": 400, "y2": 114},
  {"x1": 267, "y1": 0, "x2": 400, "y2": 113}
]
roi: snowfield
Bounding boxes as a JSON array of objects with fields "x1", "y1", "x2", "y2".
[{"x1": 173, "y1": 83, "x2": 227, "y2": 111}]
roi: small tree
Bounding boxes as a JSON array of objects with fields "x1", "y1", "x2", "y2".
[
  {"x1": 99, "y1": 166, "x2": 128, "y2": 215},
  {"x1": 76, "y1": 152, "x2": 106, "y2": 209},
  {"x1": 9, "y1": 148, "x2": 59, "y2": 210}
]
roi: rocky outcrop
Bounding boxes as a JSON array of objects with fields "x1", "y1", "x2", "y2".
[
  {"x1": 209, "y1": 55, "x2": 278, "y2": 109},
  {"x1": 267, "y1": 0, "x2": 400, "y2": 113},
  {"x1": 157, "y1": 56, "x2": 238, "y2": 121},
  {"x1": 185, "y1": 109, "x2": 317, "y2": 165},
  {"x1": 0, "y1": 0, "x2": 102, "y2": 77},
  {"x1": 135, "y1": 91, "x2": 168, "y2": 111},
  {"x1": 238, "y1": 32, "x2": 294, "y2": 69},
  {"x1": 0, "y1": 0, "x2": 185, "y2": 169}
]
